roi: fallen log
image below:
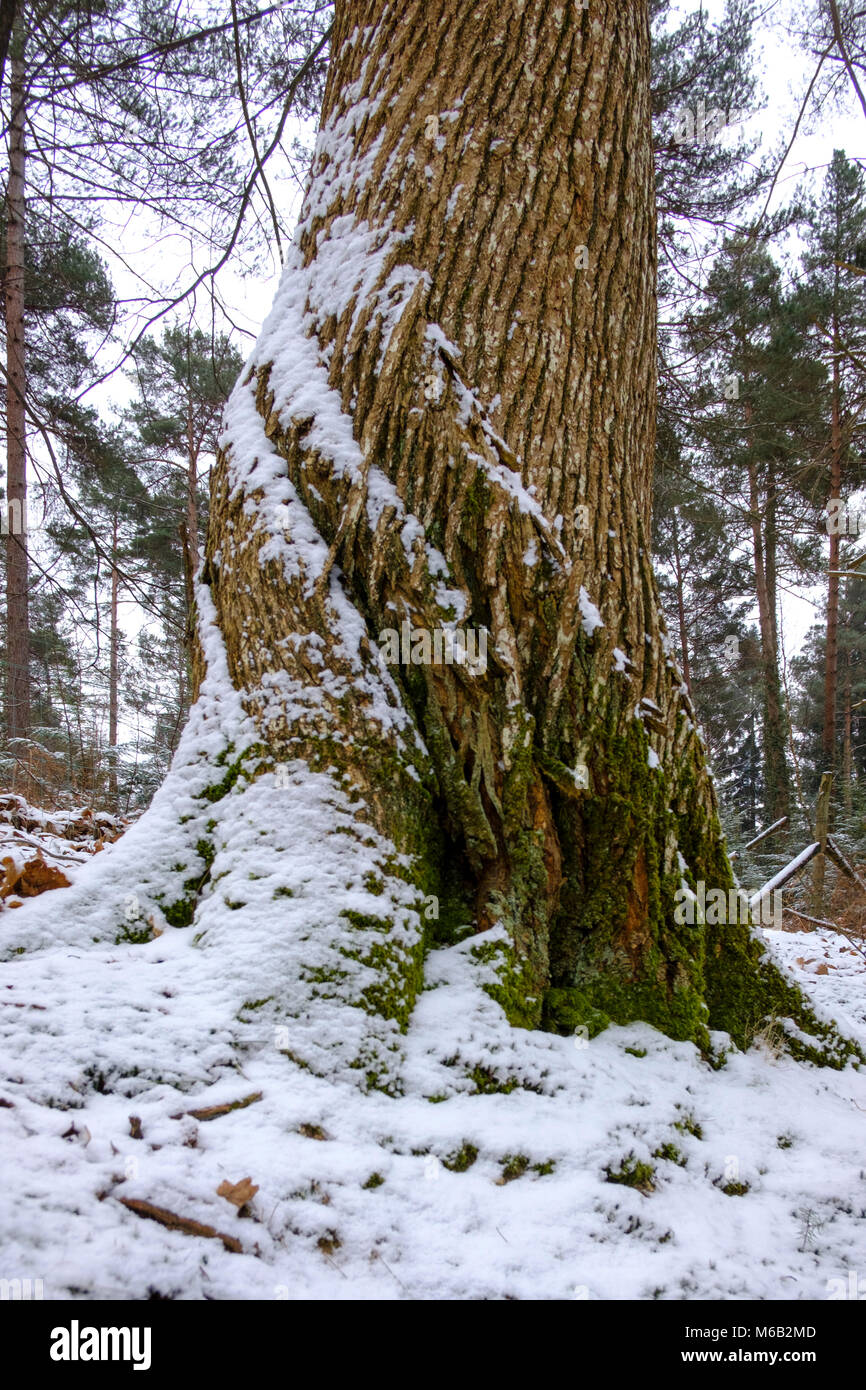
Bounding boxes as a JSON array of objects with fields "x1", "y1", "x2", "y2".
[
  {"x1": 825, "y1": 837, "x2": 866, "y2": 895},
  {"x1": 730, "y1": 816, "x2": 789, "y2": 861},
  {"x1": 748, "y1": 842, "x2": 821, "y2": 910}
]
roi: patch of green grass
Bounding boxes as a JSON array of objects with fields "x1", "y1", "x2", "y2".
[
  {"x1": 443, "y1": 1143, "x2": 478, "y2": 1173},
  {"x1": 114, "y1": 924, "x2": 154, "y2": 945},
  {"x1": 673, "y1": 1113, "x2": 703, "y2": 1141},
  {"x1": 652, "y1": 1142, "x2": 685, "y2": 1166},
  {"x1": 605, "y1": 1156, "x2": 656, "y2": 1193},
  {"x1": 498, "y1": 1153, "x2": 530, "y2": 1184}
]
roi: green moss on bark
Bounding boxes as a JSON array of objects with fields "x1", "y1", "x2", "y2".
[
  {"x1": 547, "y1": 715, "x2": 710, "y2": 1048},
  {"x1": 539, "y1": 708, "x2": 861, "y2": 1067}
]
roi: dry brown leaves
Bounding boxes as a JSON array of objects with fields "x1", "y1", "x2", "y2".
[
  {"x1": 216, "y1": 1177, "x2": 259, "y2": 1208},
  {"x1": 0, "y1": 852, "x2": 70, "y2": 904}
]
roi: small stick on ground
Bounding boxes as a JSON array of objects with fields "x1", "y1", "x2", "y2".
[
  {"x1": 170, "y1": 1091, "x2": 263, "y2": 1122},
  {"x1": 784, "y1": 907, "x2": 866, "y2": 962},
  {"x1": 119, "y1": 1197, "x2": 242, "y2": 1253},
  {"x1": 784, "y1": 908, "x2": 837, "y2": 929}
]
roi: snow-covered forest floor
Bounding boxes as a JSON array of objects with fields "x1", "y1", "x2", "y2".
[
  {"x1": 1, "y1": 846, "x2": 864, "y2": 1300},
  {"x1": 0, "y1": 609, "x2": 863, "y2": 1302}
]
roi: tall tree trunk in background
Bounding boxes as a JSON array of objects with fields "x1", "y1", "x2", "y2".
[
  {"x1": 178, "y1": 397, "x2": 199, "y2": 645},
  {"x1": 763, "y1": 459, "x2": 790, "y2": 824},
  {"x1": 746, "y1": 447, "x2": 790, "y2": 824},
  {"x1": 127, "y1": 0, "x2": 852, "y2": 1084},
  {"x1": 108, "y1": 516, "x2": 120, "y2": 806},
  {"x1": 185, "y1": 397, "x2": 199, "y2": 567},
  {"x1": 4, "y1": 34, "x2": 30, "y2": 749},
  {"x1": 765, "y1": 460, "x2": 778, "y2": 642},
  {"x1": 842, "y1": 656, "x2": 853, "y2": 819},
  {"x1": 670, "y1": 509, "x2": 692, "y2": 694},
  {"x1": 823, "y1": 347, "x2": 843, "y2": 773},
  {"x1": 747, "y1": 708, "x2": 757, "y2": 834}
]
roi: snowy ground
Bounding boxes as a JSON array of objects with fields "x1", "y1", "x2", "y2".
[
  {"x1": 1, "y1": 598, "x2": 864, "y2": 1301},
  {"x1": 1, "y1": 876, "x2": 865, "y2": 1301}
]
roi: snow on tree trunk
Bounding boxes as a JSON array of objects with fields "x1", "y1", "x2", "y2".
[
  {"x1": 7, "y1": 1, "x2": 855, "y2": 1087},
  {"x1": 188, "y1": 0, "x2": 854, "y2": 1072}
]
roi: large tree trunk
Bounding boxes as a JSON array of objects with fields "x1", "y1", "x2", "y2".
[
  {"x1": 4, "y1": 35, "x2": 30, "y2": 748},
  {"x1": 0, "y1": 0, "x2": 826, "y2": 1103},
  {"x1": 178, "y1": 0, "x2": 858, "y2": 1076}
]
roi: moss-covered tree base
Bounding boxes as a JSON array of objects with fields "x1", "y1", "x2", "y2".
[{"x1": 182, "y1": 0, "x2": 861, "y2": 1079}]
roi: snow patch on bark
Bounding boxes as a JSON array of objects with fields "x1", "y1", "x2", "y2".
[{"x1": 578, "y1": 586, "x2": 604, "y2": 636}]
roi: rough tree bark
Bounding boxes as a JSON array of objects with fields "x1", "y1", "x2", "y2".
[{"x1": 180, "y1": 0, "x2": 855, "y2": 1074}]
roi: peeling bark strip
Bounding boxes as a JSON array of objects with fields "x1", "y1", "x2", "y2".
[{"x1": 204, "y1": 0, "x2": 859, "y2": 1064}]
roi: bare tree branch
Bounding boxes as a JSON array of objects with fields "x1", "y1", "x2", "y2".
[{"x1": 827, "y1": 0, "x2": 866, "y2": 122}]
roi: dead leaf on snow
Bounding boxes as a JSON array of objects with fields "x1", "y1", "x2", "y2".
[
  {"x1": 298, "y1": 1123, "x2": 329, "y2": 1140},
  {"x1": 216, "y1": 1176, "x2": 259, "y2": 1207},
  {"x1": 0, "y1": 852, "x2": 70, "y2": 901}
]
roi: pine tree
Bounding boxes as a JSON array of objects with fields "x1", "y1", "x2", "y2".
[
  {"x1": 682, "y1": 235, "x2": 829, "y2": 825},
  {"x1": 799, "y1": 150, "x2": 866, "y2": 776},
  {"x1": 794, "y1": 542, "x2": 866, "y2": 834},
  {"x1": 127, "y1": 325, "x2": 244, "y2": 621},
  {"x1": 1, "y1": 157, "x2": 115, "y2": 768},
  {"x1": 1, "y1": 0, "x2": 328, "y2": 752},
  {"x1": 653, "y1": 457, "x2": 763, "y2": 834}
]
